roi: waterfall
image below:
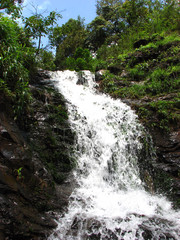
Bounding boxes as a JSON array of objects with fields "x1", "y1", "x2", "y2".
[{"x1": 48, "y1": 70, "x2": 180, "y2": 240}]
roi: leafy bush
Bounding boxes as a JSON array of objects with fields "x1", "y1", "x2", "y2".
[
  {"x1": 95, "y1": 59, "x2": 108, "y2": 71},
  {"x1": 128, "y1": 63, "x2": 149, "y2": 81},
  {"x1": 0, "y1": 16, "x2": 35, "y2": 127},
  {"x1": 114, "y1": 84, "x2": 146, "y2": 99},
  {"x1": 146, "y1": 67, "x2": 180, "y2": 95},
  {"x1": 37, "y1": 49, "x2": 56, "y2": 70},
  {"x1": 65, "y1": 47, "x2": 94, "y2": 71}
]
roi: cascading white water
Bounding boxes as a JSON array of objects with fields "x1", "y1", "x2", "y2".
[{"x1": 48, "y1": 70, "x2": 180, "y2": 240}]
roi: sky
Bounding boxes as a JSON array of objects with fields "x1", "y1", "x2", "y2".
[
  {"x1": 21, "y1": 0, "x2": 97, "y2": 49},
  {"x1": 23, "y1": 0, "x2": 97, "y2": 25}
]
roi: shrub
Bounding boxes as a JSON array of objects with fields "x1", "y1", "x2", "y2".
[
  {"x1": 0, "y1": 15, "x2": 35, "y2": 127},
  {"x1": 65, "y1": 47, "x2": 94, "y2": 71},
  {"x1": 37, "y1": 49, "x2": 56, "y2": 71}
]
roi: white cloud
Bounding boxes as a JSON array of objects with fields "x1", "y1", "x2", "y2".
[{"x1": 38, "y1": 0, "x2": 51, "y2": 10}]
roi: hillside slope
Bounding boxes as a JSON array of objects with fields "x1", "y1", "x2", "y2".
[{"x1": 96, "y1": 33, "x2": 180, "y2": 207}]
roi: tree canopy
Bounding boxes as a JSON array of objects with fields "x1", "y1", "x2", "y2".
[
  {"x1": 0, "y1": 0, "x2": 179, "y2": 126},
  {"x1": 24, "y1": 11, "x2": 61, "y2": 54},
  {"x1": 52, "y1": 17, "x2": 87, "y2": 69},
  {"x1": 0, "y1": 0, "x2": 23, "y2": 17}
]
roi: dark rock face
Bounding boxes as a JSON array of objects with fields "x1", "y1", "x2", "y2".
[
  {"x1": 128, "y1": 99, "x2": 180, "y2": 207},
  {"x1": 95, "y1": 70, "x2": 107, "y2": 82},
  {"x1": 150, "y1": 128, "x2": 180, "y2": 207},
  {"x1": 0, "y1": 71, "x2": 75, "y2": 239},
  {"x1": 132, "y1": 103, "x2": 180, "y2": 207}
]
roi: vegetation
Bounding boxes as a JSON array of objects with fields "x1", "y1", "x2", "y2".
[
  {"x1": 24, "y1": 11, "x2": 61, "y2": 55},
  {"x1": 49, "y1": 16, "x2": 88, "y2": 69},
  {"x1": 0, "y1": 2, "x2": 60, "y2": 128},
  {"x1": 0, "y1": 0, "x2": 179, "y2": 131},
  {"x1": 0, "y1": 0, "x2": 180, "y2": 219},
  {"x1": 0, "y1": 0, "x2": 179, "y2": 126},
  {"x1": 0, "y1": 15, "x2": 34, "y2": 127},
  {"x1": 0, "y1": 0, "x2": 23, "y2": 18}
]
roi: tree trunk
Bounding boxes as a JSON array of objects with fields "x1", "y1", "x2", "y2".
[{"x1": 36, "y1": 35, "x2": 42, "y2": 55}]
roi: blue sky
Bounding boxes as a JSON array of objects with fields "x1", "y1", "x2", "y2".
[
  {"x1": 23, "y1": 0, "x2": 97, "y2": 25},
  {"x1": 22, "y1": 0, "x2": 97, "y2": 49}
]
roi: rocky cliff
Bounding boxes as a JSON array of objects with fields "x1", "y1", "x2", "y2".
[{"x1": 0, "y1": 71, "x2": 75, "y2": 239}]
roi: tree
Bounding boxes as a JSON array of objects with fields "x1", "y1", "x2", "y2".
[
  {"x1": 96, "y1": 0, "x2": 122, "y2": 15},
  {"x1": 87, "y1": 1, "x2": 126, "y2": 50},
  {"x1": 24, "y1": 11, "x2": 61, "y2": 54},
  {"x1": 66, "y1": 47, "x2": 94, "y2": 71},
  {"x1": 86, "y1": 16, "x2": 112, "y2": 51},
  {"x1": 151, "y1": 0, "x2": 180, "y2": 31},
  {"x1": 48, "y1": 25, "x2": 63, "y2": 50},
  {"x1": 0, "y1": 15, "x2": 35, "y2": 127},
  {"x1": 37, "y1": 49, "x2": 56, "y2": 70},
  {"x1": 53, "y1": 17, "x2": 87, "y2": 69},
  {"x1": 0, "y1": 0, "x2": 22, "y2": 10},
  {"x1": 0, "y1": 0, "x2": 23, "y2": 17},
  {"x1": 120, "y1": 0, "x2": 149, "y2": 27}
]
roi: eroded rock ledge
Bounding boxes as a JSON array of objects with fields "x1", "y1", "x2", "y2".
[{"x1": 0, "y1": 71, "x2": 75, "y2": 239}]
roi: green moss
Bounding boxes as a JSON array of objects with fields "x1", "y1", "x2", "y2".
[{"x1": 158, "y1": 33, "x2": 180, "y2": 45}]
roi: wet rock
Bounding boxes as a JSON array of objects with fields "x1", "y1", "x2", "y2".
[
  {"x1": 107, "y1": 65, "x2": 122, "y2": 74},
  {"x1": 0, "y1": 71, "x2": 75, "y2": 239},
  {"x1": 133, "y1": 106, "x2": 180, "y2": 207},
  {"x1": 77, "y1": 72, "x2": 88, "y2": 86},
  {"x1": 95, "y1": 70, "x2": 107, "y2": 82}
]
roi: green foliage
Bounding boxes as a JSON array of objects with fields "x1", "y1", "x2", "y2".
[
  {"x1": 14, "y1": 167, "x2": 24, "y2": 180},
  {"x1": 0, "y1": 0, "x2": 23, "y2": 18},
  {"x1": 128, "y1": 63, "x2": 149, "y2": 80},
  {"x1": 65, "y1": 47, "x2": 94, "y2": 71},
  {"x1": 109, "y1": 63, "x2": 180, "y2": 99},
  {"x1": 53, "y1": 17, "x2": 87, "y2": 69},
  {"x1": 101, "y1": 72, "x2": 120, "y2": 93},
  {"x1": 136, "y1": 96, "x2": 180, "y2": 132},
  {"x1": 86, "y1": 16, "x2": 111, "y2": 51},
  {"x1": 24, "y1": 11, "x2": 61, "y2": 54},
  {"x1": 0, "y1": 15, "x2": 34, "y2": 127},
  {"x1": 146, "y1": 66, "x2": 180, "y2": 95},
  {"x1": 49, "y1": 0, "x2": 179, "y2": 72},
  {"x1": 93, "y1": 0, "x2": 180, "y2": 60},
  {"x1": 114, "y1": 84, "x2": 146, "y2": 99},
  {"x1": 37, "y1": 49, "x2": 56, "y2": 70},
  {"x1": 97, "y1": 43, "x2": 120, "y2": 62},
  {"x1": 94, "y1": 59, "x2": 108, "y2": 71}
]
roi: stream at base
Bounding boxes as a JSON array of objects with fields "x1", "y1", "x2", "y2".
[{"x1": 48, "y1": 70, "x2": 180, "y2": 240}]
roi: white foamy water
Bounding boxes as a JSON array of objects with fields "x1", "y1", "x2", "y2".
[{"x1": 48, "y1": 70, "x2": 180, "y2": 240}]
